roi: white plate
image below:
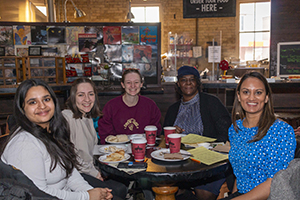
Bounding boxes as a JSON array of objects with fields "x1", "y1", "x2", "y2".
[
  {"x1": 99, "y1": 145, "x2": 128, "y2": 154},
  {"x1": 105, "y1": 137, "x2": 130, "y2": 144},
  {"x1": 98, "y1": 153, "x2": 130, "y2": 164},
  {"x1": 151, "y1": 148, "x2": 191, "y2": 162}
]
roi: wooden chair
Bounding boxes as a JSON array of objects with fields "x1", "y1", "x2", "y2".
[{"x1": 217, "y1": 182, "x2": 230, "y2": 199}]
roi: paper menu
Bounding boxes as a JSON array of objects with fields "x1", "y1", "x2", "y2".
[
  {"x1": 181, "y1": 134, "x2": 216, "y2": 144},
  {"x1": 188, "y1": 147, "x2": 228, "y2": 165}
]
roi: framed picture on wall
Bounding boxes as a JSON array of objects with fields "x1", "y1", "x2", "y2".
[
  {"x1": 29, "y1": 46, "x2": 42, "y2": 56},
  {"x1": 0, "y1": 47, "x2": 5, "y2": 56}
]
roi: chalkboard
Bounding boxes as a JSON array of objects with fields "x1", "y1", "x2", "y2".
[
  {"x1": 277, "y1": 42, "x2": 300, "y2": 77},
  {"x1": 183, "y1": 0, "x2": 236, "y2": 18}
]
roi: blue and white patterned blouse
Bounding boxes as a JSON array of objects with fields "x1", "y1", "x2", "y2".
[{"x1": 228, "y1": 119, "x2": 296, "y2": 194}]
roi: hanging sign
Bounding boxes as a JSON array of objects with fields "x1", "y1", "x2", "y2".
[
  {"x1": 208, "y1": 46, "x2": 221, "y2": 63},
  {"x1": 183, "y1": 0, "x2": 236, "y2": 18}
]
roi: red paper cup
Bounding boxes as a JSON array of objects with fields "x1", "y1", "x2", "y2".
[
  {"x1": 163, "y1": 126, "x2": 176, "y2": 145},
  {"x1": 144, "y1": 125, "x2": 157, "y2": 146},
  {"x1": 131, "y1": 138, "x2": 147, "y2": 162},
  {"x1": 168, "y1": 133, "x2": 181, "y2": 153},
  {"x1": 130, "y1": 134, "x2": 145, "y2": 155}
]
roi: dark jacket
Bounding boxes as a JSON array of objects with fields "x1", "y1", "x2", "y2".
[
  {"x1": 163, "y1": 92, "x2": 231, "y2": 142},
  {"x1": 0, "y1": 159, "x2": 58, "y2": 200}
]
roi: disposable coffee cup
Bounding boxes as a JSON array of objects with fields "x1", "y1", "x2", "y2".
[
  {"x1": 131, "y1": 138, "x2": 147, "y2": 162},
  {"x1": 130, "y1": 134, "x2": 145, "y2": 155},
  {"x1": 163, "y1": 126, "x2": 176, "y2": 145},
  {"x1": 144, "y1": 125, "x2": 157, "y2": 146},
  {"x1": 168, "y1": 133, "x2": 181, "y2": 153}
]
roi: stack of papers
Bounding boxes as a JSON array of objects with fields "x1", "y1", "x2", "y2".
[
  {"x1": 188, "y1": 147, "x2": 228, "y2": 165},
  {"x1": 181, "y1": 134, "x2": 216, "y2": 144}
]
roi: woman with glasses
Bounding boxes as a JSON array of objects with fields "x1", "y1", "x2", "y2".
[{"x1": 98, "y1": 68, "x2": 161, "y2": 144}]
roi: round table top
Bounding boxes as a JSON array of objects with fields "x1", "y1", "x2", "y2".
[{"x1": 94, "y1": 145, "x2": 229, "y2": 186}]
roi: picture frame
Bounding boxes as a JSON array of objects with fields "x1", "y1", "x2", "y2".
[
  {"x1": 28, "y1": 46, "x2": 42, "y2": 56},
  {"x1": 0, "y1": 47, "x2": 5, "y2": 56}
]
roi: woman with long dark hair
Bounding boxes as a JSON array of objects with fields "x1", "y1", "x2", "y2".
[
  {"x1": 1, "y1": 78, "x2": 112, "y2": 200},
  {"x1": 221, "y1": 72, "x2": 296, "y2": 200},
  {"x1": 62, "y1": 78, "x2": 127, "y2": 200}
]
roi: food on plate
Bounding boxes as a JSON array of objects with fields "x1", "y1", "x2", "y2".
[
  {"x1": 106, "y1": 134, "x2": 129, "y2": 143},
  {"x1": 104, "y1": 150, "x2": 125, "y2": 162},
  {"x1": 104, "y1": 146, "x2": 124, "y2": 153},
  {"x1": 163, "y1": 153, "x2": 183, "y2": 160},
  {"x1": 106, "y1": 135, "x2": 118, "y2": 142}
]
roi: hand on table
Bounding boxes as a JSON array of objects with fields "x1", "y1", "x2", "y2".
[
  {"x1": 175, "y1": 126, "x2": 185, "y2": 134},
  {"x1": 294, "y1": 126, "x2": 300, "y2": 136},
  {"x1": 88, "y1": 188, "x2": 113, "y2": 200}
]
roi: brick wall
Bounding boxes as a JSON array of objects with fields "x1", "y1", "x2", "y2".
[{"x1": 56, "y1": 0, "x2": 239, "y2": 72}]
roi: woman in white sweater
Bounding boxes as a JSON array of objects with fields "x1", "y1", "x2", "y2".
[
  {"x1": 62, "y1": 78, "x2": 127, "y2": 200},
  {"x1": 1, "y1": 78, "x2": 112, "y2": 200}
]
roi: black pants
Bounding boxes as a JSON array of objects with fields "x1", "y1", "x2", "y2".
[
  {"x1": 219, "y1": 191, "x2": 243, "y2": 199},
  {"x1": 81, "y1": 173, "x2": 127, "y2": 200}
]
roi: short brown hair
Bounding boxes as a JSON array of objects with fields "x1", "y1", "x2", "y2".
[
  {"x1": 121, "y1": 68, "x2": 143, "y2": 83},
  {"x1": 65, "y1": 78, "x2": 102, "y2": 119}
]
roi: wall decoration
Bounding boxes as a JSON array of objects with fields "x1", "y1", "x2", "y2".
[
  {"x1": 66, "y1": 26, "x2": 85, "y2": 46},
  {"x1": 16, "y1": 47, "x2": 28, "y2": 57},
  {"x1": 78, "y1": 33, "x2": 98, "y2": 52},
  {"x1": 13, "y1": 25, "x2": 31, "y2": 45},
  {"x1": 140, "y1": 26, "x2": 157, "y2": 45},
  {"x1": 122, "y1": 45, "x2": 134, "y2": 62},
  {"x1": 84, "y1": 26, "x2": 103, "y2": 45},
  {"x1": 29, "y1": 46, "x2": 42, "y2": 56},
  {"x1": 134, "y1": 45, "x2": 152, "y2": 63},
  {"x1": 31, "y1": 26, "x2": 47, "y2": 45},
  {"x1": 47, "y1": 26, "x2": 66, "y2": 44},
  {"x1": 104, "y1": 45, "x2": 122, "y2": 62},
  {"x1": 103, "y1": 26, "x2": 121, "y2": 45},
  {"x1": 122, "y1": 26, "x2": 139, "y2": 44},
  {"x1": 0, "y1": 22, "x2": 161, "y2": 86},
  {"x1": 0, "y1": 26, "x2": 13, "y2": 46},
  {"x1": 42, "y1": 47, "x2": 58, "y2": 56}
]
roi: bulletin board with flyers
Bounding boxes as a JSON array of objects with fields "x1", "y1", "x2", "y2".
[{"x1": 0, "y1": 22, "x2": 161, "y2": 87}]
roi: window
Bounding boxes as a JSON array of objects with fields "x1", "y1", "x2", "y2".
[
  {"x1": 131, "y1": 6, "x2": 159, "y2": 23},
  {"x1": 239, "y1": 2, "x2": 270, "y2": 62}
]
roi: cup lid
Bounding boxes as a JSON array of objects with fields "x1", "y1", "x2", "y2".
[
  {"x1": 163, "y1": 126, "x2": 176, "y2": 130},
  {"x1": 131, "y1": 138, "x2": 147, "y2": 144},
  {"x1": 167, "y1": 133, "x2": 181, "y2": 138},
  {"x1": 144, "y1": 125, "x2": 157, "y2": 131}
]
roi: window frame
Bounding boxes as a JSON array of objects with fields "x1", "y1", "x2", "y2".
[
  {"x1": 237, "y1": 0, "x2": 271, "y2": 62},
  {"x1": 130, "y1": 3, "x2": 161, "y2": 23}
]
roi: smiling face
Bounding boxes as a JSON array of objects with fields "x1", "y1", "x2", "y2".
[
  {"x1": 75, "y1": 83, "x2": 95, "y2": 114},
  {"x1": 121, "y1": 72, "x2": 143, "y2": 97},
  {"x1": 177, "y1": 75, "x2": 199, "y2": 101},
  {"x1": 23, "y1": 86, "x2": 55, "y2": 129},
  {"x1": 237, "y1": 77, "x2": 269, "y2": 118}
]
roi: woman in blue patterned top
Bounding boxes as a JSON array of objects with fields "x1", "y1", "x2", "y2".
[{"x1": 220, "y1": 72, "x2": 296, "y2": 200}]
